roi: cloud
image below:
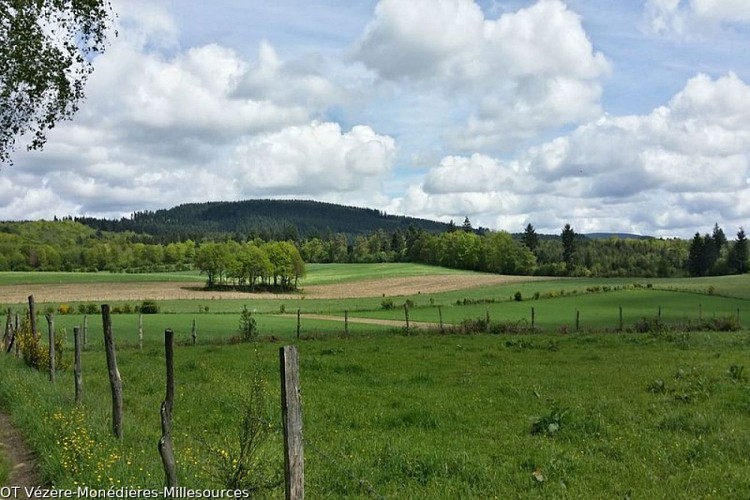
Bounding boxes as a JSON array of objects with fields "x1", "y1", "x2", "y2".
[
  {"x1": 355, "y1": 0, "x2": 609, "y2": 151},
  {"x1": 1, "y1": 5, "x2": 392, "y2": 218},
  {"x1": 644, "y1": 0, "x2": 750, "y2": 36},
  {"x1": 228, "y1": 121, "x2": 396, "y2": 196},
  {"x1": 394, "y1": 72, "x2": 750, "y2": 236}
]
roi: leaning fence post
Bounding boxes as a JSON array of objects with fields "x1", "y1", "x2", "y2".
[
  {"x1": 344, "y1": 310, "x2": 349, "y2": 336},
  {"x1": 4, "y1": 309, "x2": 12, "y2": 353},
  {"x1": 159, "y1": 328, "x2": 177, "y2": 489},
  {"x1": 280, "y1": 346, "x2": 304, "y2": 500},
  {"x1": 74, "y1": 327, "x2": 83, "y2": 404},
  {"x1": 28, "y1": 295, "x2": 38, "y2": 340},
  {"x1": 531, "y1": 307, "x2": 535, "y2": 330},
  {"x1": 575, "y1": 310, "x2": 580, "y2": 332},
  {"x1": 191, "y1": 319, "x2": 197, "y2": 346},
  {"x1": 102, "y1": 305, "x2": 123, "y2": 439},
  {"x1": 46, "y1": 313, "x2": 55, "y2": 383}
]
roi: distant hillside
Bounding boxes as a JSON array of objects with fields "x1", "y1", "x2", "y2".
[
  {"x1": 75, "y1": 199, "x2": 453, "y2": 242},
  {"x1": 584, "y1": 233, "x2": 651, "y2": 240}
]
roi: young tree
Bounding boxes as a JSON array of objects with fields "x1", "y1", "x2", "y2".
[
  {"x1": 1, "y1": 0, "x2": 115, "y2": 164},
  {"x1": 561, "y1": 224, "x2": 576, "y2": 274}
]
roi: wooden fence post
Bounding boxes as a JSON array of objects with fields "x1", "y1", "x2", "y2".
[
  {"x1": 74, "y1": 327, "x2": 83, "y2": 404},
  {"x1": 296, "y1": 309, "x2": 301, "y2": 340},
  {"x1": 575, "y1": 310, "x2": 580, "y2": 332},
  {"x1": 102, "y1": 305, "x2": 123, "y2": 439},
  {"x1": 485, "y1": 309, "x2": 491, "y2": 332},
  {"x1": 159, "y1": 328, "x2": 177, "y2": 489},
  {"x1": 404, "y1": 303, "x2": 410, "y2": 333},
  {"x1": 4, "y1": 309, "x2": 12, "y2": 353},
  {"x1": 83, "y1": 315, "x2": 88, "y2": 350},
  {"x1": 46, "y1": 313, "x2": 55, "y2": 383},
  {"x1": 438, "y1": 306, "x2": 444, "y2": 334},
  {"x1": 138, "y1": 314, "x2": 144, "y2": 350},
  {"x1": 28, "y1": 295, "x2": 38, "y2": 340},
  {"x1": 280, "y1": 346, "x2": 304, "y2": 500},
  {"x1": 531, "y1": 307, "x2": 535, "y2": 330},
  {"x1": 344, "y1": 310, "x2": 349, "y2": 337},
  {"x1": 191, "y1": 319, "x2": 197, "y2": 346}
]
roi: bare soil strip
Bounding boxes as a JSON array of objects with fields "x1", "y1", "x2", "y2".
[
  {"x1": 0, "y1": 412, "x2": 41, "y2": 495},
  {"x1": 0, "y1": 274, "x2": 549, "y2": 303}
]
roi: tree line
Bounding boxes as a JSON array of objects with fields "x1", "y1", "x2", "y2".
[{"x1": 0, "y1": 219, "x2": 747, "y2": 280}]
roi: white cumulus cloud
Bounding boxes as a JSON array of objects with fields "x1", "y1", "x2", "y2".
[
  {"x1": 355, "y1": 0, "x2": 610, "y2": 151},
  {"x1": 394, "y1": 72, "x2": 750, "y2": 236}
]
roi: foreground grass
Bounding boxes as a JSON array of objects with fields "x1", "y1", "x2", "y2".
[{"x1": 0, "y1": 329, "x2": 749, "y2": 497}]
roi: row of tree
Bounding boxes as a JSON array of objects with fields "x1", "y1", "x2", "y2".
[{"x1": 0, "y1": 219, "x2": 747, "y2": 279}]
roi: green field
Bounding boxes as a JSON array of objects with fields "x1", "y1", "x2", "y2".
[{"x1": 0, "y1": 265, "x2": 748, "y2": 497}]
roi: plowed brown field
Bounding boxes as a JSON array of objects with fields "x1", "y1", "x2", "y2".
[{"x1": 0, "y1": 274, "x2": 547, "y2": 303}]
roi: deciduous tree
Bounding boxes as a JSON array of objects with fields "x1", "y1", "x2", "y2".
[{"x1": 1, "y1": 0, "x2": 115, "y2": 164}]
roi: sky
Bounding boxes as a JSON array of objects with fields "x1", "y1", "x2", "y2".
[{"x1": 2, "y1": 0, "x2": 750, "y2": 237}]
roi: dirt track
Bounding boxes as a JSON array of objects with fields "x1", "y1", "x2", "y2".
[{"x1": 0, "y1": 274, "x2": 547, "y2": 303}]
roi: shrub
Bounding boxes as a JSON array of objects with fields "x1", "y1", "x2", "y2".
[
  {"x1": 139, "y1": 300, "x2": 159, "y2": 314},
  {"x1": 57, "y1": 304, "x2": 74, "y2": 315},
  {"x1": 16, "y1": 319, "x2": 67, "y2": 372},
  {"x1": 381, "y1": 298, "x2": 395, "y2": 310},
  {"x1": 514, "y1": 291, "x2": 523, "y2": 301}
]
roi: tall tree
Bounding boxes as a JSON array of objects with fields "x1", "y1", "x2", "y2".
[
  {"x1": 727, "y1": 228, "x2": 748, "y2": 274},
  {"x1": 521, "y1": 223, "x2": 539, "y2": 252},
  {"x1": 561, "y1": 224, "x2": 576, "y2": 274},
  {"x1": 461, "y1": 216, "x2": 474, "y2": 233},
  {"x1": 1, "y1": 0, "x2": 115, "y2": 164},
  {"x1": 712, "y1": 223, "x2": 728, "y2": 249},
  {"x1": 687, "y1": 233, "x2": 710, "y2": 276}
]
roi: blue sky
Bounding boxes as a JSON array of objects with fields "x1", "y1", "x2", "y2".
[{"x1": 3, "y1": 0, "x2": 750, "y2": 237}]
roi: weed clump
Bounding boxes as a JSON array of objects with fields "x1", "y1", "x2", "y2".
[{"x1": 530, "y1": 404, "x2": 569, "y2": 437}]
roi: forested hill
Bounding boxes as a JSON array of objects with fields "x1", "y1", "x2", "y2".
[{"x1": 75, "y1": 199, "x2": 452, "y2": 242}]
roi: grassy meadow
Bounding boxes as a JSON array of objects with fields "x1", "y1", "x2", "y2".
[{"x1": 0, "y1": 265, "x2": 748, "y2": 497}]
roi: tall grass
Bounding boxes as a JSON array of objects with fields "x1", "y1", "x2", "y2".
[{"x1": 0, "y1": 330, "x2": 749, "y2": 497}]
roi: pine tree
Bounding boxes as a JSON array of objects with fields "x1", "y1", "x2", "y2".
[
  {"x1": 728, "y1": 228, "x2": 748, "y2": 274},
  {"x1": 561, "y1": 224, "x2": 576, "y2": 274},
  {"x1": 521, "y1": 223, "x2": 539, "y2": 252}
]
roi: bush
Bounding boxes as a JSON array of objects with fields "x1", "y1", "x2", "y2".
[
  {"x1": 57, "y1": 304, "x2": 74, "y2": 315},
  {"x1": 513, "y1": 291, "x2": 523, "y2": 301},
  {"x1": 139, "y1": 300, "x2": 159, "y2": 314},
  {"x1": 381, "y1": 298, "x2": 395, "y2": 310},
  {"x1": 16, "y1": 319, "x2": 67, "y2": 372}
]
